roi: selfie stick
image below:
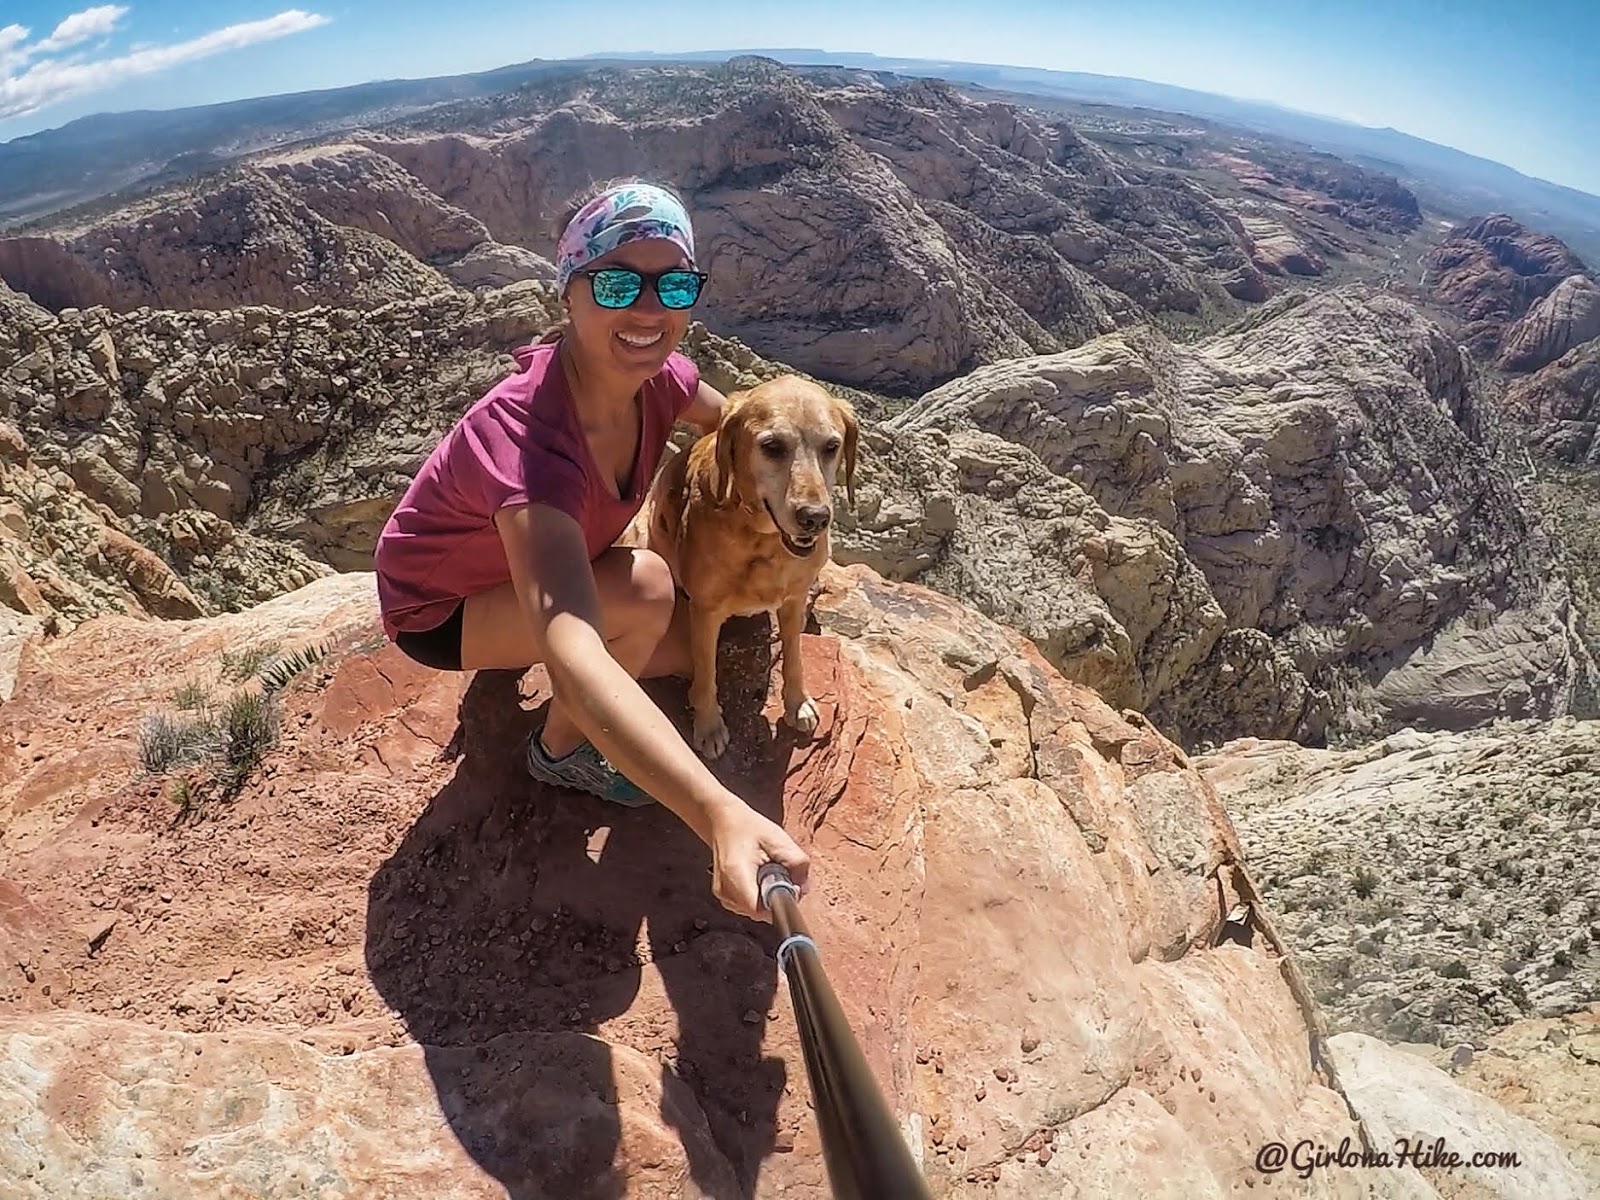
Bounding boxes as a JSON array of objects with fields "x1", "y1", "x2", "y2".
[{"x1": 757, "y1": 862, "x2": 934, "y2": 1200}]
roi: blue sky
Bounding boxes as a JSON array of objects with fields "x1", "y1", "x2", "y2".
[{"x1": 2, "y1": 0, "x2": 1596, "y2": 196}]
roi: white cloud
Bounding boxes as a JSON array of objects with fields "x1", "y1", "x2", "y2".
[
  {"x1": 0, "y1": 8, "x2": 330, "y2": 122},
  {"x1": 37, "y1": 5, "x2": 129, "y2": 53},
  {"x1": 0, "y1": 25, "x2": 30, "y2": 75}
]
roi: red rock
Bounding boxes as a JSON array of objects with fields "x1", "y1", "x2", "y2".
[
  {"x1": 1424, "y1": 213, "x2": 1588, "y2": 359},
  {"x1": 0, "y1": 564, "x2": 1382, "y2": 1196}
]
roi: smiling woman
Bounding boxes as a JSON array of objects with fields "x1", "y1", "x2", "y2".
[
  {"x1": 372, "y1": 176, "x2": 813, "y2": 923},
  {"x1": 532, "y1": 178, "x2": 711, "y2": 369}
]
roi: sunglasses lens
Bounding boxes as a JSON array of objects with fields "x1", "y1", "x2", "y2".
[
  {"x1": 590, "y1": 269, "x2": 643, "y2": 308},
  {"x1": 656, "y1": 270, "x2": 704, "y2": 309}
]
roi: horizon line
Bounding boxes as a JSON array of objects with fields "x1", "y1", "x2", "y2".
[{"x1": 1, "y1": 44, "x2": 1596, "y2": 205}]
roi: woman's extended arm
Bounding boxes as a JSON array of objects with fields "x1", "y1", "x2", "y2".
[{"x1": 495, "y1": 500, "x2": 809, "y2": 918}]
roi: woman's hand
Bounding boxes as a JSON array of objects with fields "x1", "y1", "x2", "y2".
[{"x1": 706, "y1": 799, "x2": 811, "y2": 921}]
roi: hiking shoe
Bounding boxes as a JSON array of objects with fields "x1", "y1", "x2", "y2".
[{"x1": 525, "y1": 732, "x2": 656, "y2": 807}]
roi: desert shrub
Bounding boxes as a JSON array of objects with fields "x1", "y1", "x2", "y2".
[
  {"x1": 219, "y1": 690, "x2": 280, "y2": 791},
  {"x1": 169, "y1": 678, "x2": 213, "y2": 711},
  {"x1": 135, "y1": 638, "x2": 326, "y2": 809},
  {"x1": 138, "y1": 711, "x2": 221, "y2": 774},
  {"x1": 259, "y1": 641, "x2": 327, "y2": 692}
]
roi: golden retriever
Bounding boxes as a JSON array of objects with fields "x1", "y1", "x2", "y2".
[{"x1": 645, "y1": 374, "x2": 858, "y2": 758}]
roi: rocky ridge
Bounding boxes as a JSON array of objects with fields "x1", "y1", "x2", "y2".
[
  {"x1": 1416, "y1": 215, "x2": 1600, "y2": 664},
  {"x1": 1421, "y1": 216, "x2": 1600, "y2": 460},
  {"x1": 857, "y1": 285, "x2": 1595, "y2": 746},
  {"x1": 0, "y1": 169, "x2": 455, "y2": 315},
  {"x1": 5, "y1": 268, "x2": 1591, "y2": 749},
  {"x1": 1198, "y1": 143, "x2": 1423, "y2": 237},
  {"x1": 1423, "y1": 214, "x2": 1593, "y2": 363},
  {"x1": 256, "y1": 142, "x2": 557, "y2": 291},
  {"x1": 1, "y1": 59, "x2": 1421, "y2": 395}
]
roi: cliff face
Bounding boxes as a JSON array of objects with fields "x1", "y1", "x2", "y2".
[
  {"x1": 1504, "y1": 336, "x2": 1600, "y2": 467},
  {"x1": 854, "y1": 286, "x2": 1594, "y2": 746},
  {"x1": 1498, "y1": 275, "x2": 1600, "y2": 373},
  {"x1": 1423, "y1": 213, "x2": 1592, "y2": 362}
]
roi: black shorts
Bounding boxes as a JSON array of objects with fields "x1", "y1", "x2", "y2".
[{"x1": 393, "y1": 602, "x2": 464, "y2": 671}]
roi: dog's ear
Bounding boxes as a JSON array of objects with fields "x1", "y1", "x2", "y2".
[
  {"x1": 713, "y1": 391, "x2": 749, "y2": 506},
  {"x1": 832, "y1": 394, "x2": 858, "y2": 509}
]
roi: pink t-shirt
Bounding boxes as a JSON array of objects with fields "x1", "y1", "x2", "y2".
[{"x1": 374, "y1": 339, "x2": 699, "y2": 638}]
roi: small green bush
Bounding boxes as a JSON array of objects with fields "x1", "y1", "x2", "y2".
[
  {"x1": 169, "y1": 679, "x2": 213, "y2": 712},
  {"x1": 138, "y1": 711, "x2": 221, "y2": 775},
  {"x1": 219, "y1": 690, "x2": 280, "y2": 791},
  {"x1": 258, "y1": 641, "x2": 327, "y2": 693}
]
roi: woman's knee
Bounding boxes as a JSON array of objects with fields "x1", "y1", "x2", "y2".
[
  {"x1": 597, "y1": 546, "x2": 677, "y2": 633},
  {"x1": 629, "y1": 548, "x2": 678, "y2": 629}
]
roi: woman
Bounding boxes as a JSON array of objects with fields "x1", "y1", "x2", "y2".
[{"x1": 374, "y1": 178, "x2": 810, "y2": 921}]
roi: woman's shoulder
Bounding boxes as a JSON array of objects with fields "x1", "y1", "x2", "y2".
[
  {"x1": 661, "y1": 350, "x2": 699, "y2": 388},
  {"x1": 463, "y1": 341, "x2": 571, "y2": 426},
  {"x1": 423, "y1": 342, "x2": 582, "y2": 490},
  {"x1": 511, "y1": 338, "x2": 560, "y2": 378}
]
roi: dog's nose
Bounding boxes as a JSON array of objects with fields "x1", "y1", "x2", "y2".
[{"x1": 795, "y1": 504, "x2": 832, "y2": 533}]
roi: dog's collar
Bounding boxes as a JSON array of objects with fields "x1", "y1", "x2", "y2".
[{"x1": 763, "y1": 498, "x2": 819, "y2": 559}]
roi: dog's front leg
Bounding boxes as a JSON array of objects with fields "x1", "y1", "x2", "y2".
[
  {"x1": 778, "y1": 593, "x2": 819, "y2": 736},
  {"x1": 688, "y1": 599, "x2": 732, "y2": 758}
]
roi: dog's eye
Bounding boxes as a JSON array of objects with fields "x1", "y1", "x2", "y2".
[
  {"x1": 822, "y1": 438, "x2": 841, "y2": 455},
  {"x1": 759, "y1": 438, "x2": 787, "y2": 458}
]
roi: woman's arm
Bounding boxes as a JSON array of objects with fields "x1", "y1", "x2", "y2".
[
  {"x1": 678, "y1": 380, "x2": 727, "y2": 434},
  {"x1": 495, "y1": 501, "x2": 809, "y2": 918}
]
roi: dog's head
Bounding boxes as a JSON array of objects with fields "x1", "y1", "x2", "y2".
[{"x1": 712, "y1": 374, "x2": 858, "y2": 557}]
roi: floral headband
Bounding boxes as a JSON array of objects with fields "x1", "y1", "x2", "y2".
[{"x1": 555, "y1": 183, "x2": 696, "y2": 294}]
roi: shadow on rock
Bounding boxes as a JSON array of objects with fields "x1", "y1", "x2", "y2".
[{"x1": 365, "y1": 619, "x2": 800, "y2": 1200}]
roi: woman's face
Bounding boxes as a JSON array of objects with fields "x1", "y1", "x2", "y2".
[{"x1": 564, "y1": 238, "x2": 696, "y2": 378}]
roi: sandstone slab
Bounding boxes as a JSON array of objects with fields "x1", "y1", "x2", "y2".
[
  {"x1": 0, "y1": 562, "x2": 1390, "y2": 1196},
  {"x1": 1328, "y1": 1032, "x2": 1591, "y2": 1200}
]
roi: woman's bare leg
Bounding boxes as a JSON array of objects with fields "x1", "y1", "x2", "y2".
[{"x1": 458, "y1": 546, "x2": 691, "y2": 756}]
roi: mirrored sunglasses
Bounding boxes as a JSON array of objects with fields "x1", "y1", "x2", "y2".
[{"x1": 578, "y1": 267, "x2": 708, "y2": 310}]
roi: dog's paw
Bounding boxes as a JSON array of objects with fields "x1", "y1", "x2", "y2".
[
  {"x1": 784, "y1": 696, "x2": 820, "y2": 735},
  {"x1": 693, "y1": 713, "x2": 731, "y2": 759}
]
